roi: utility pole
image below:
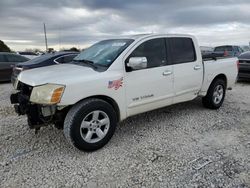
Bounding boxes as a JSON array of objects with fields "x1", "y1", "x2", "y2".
[{"x1": 43, "y1": 23, "x2": 48, "y2": 52}]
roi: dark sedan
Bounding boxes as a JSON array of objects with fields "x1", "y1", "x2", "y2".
[
  {"x1": 11, "y1": 51, "x2": 79, "y2": 83},
  {"x1": 0, "y1": 52, "x2": 29, "y2": 82},
  {"x1": 238, "y1": 52, "x2": 250, "y2": 80}
]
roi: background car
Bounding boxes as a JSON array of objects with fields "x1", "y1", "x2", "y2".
[
  {"x1": 238, "y1": 51, "x2": 250, "y2": 80},
  {"x1": 11, "y1": 51, "x2": 79, "y2": 83},
  {"x1": 200, "y1": 46, "x2": 214, "y2": 54},
  {"x1": 0, "y1": 52, "x2": 29, "y2": 82},
  {"x1": 240, "y1": 45, "x2": 250, "y2": 52},
  {"x1": 16, "y1": 51, "x2": 39, "y2": 59},
  {"x1": 214, "y1": 45, "x2": 244, "y2": 57},
  {"x1": 0, "y1": 52, "x2": 29, "y2": 81}
]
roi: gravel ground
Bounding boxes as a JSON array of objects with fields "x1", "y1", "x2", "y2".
[{"x1": 0, "y1": 82, "x2": 250, "y2": 188}]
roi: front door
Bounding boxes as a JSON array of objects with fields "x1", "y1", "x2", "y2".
[{"x1": 124, "y1": 38, "x2": 174, "y2": 117}]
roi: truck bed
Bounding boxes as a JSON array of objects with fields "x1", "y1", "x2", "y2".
[{"x1": 199, "y1": 57, "x2": 238, "y2": 96}]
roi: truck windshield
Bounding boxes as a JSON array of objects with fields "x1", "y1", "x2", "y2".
[{"x1": 73, "y1": 39, "x2": 134, "y2": 67}]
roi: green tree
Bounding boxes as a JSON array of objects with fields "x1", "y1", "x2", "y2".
[
  {"x1": 69, "y1": 47, "x2": 80, "y2": 52},
  {"x1": 0, "y1": 40, "x2": 11, "y2": 52}
]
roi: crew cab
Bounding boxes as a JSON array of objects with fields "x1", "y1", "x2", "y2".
[{"x1": 10, "y1": 34, "x2": 238, "y2": 151}]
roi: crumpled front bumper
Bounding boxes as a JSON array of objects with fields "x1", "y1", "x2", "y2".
[
  {"x1": 10, "y1": 81, "x2": 67, "y2": 130},
  {"x1": 10, "y1": 92, "x2": 46, "y2": 129}
]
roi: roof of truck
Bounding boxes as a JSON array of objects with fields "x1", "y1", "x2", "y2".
[{"x1": 124, "y1": 33, "x2": 194, "y2": 40}]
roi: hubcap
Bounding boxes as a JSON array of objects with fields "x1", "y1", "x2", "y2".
[
  {"x1": 80, "y1": 110, "x2": 110, "y2": 143},
  {"x1": 213, "y1": 85, "x2": 224, "y2": 104}
]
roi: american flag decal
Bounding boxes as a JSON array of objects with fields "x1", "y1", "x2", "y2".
[{"x1": 108, "y1": 77, "x2": 123, "y2": 90}]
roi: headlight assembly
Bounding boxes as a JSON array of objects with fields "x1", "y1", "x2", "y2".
[{"x1": 30, "y1": 84, "x2": 65, "y2": 105}]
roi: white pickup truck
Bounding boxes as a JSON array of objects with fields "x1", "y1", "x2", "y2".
[{"x1": 11, "y1": 34, "x2": 238, "y2": 151}]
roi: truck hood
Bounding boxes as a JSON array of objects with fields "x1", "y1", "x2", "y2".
[{"x1": 18, "y1": 64, "x2": 99, "y2": 86}]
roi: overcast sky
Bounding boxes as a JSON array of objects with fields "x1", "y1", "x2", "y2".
[{"x1": 0, "y1": 0, "x2": 250, "y2": 51}]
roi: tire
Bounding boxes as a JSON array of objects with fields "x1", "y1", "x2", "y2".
[
  {"x1": 202, "y1": 79, "x2": 226, "y2": 109},
  {"x1": 64, "y1": 98, "x2": 117, "y2": 151}
]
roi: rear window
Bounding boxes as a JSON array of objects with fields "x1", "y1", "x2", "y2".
[
  {"x1": 214, "y1": 46, "x2": 233, "y2": 52},
  {"x1": 169, "y1": 37, "x2": 196, "y2": 64},
  {"x1": 27, "y1": 54, "x2": 53, "y2": 64}
]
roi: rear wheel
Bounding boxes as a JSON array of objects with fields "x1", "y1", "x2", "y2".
[
  {"x1": 64, "y1": 98, "x2": 117, "y2": 151},
  {"x1": 202, "y1": 79, "x2": 226, "y2": 109}
]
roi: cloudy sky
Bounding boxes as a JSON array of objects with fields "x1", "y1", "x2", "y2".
[{"x1": 0, "y1": 0, "x2": 250, "y2": 51}]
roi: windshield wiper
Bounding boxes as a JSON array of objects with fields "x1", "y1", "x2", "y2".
[{"x1": 72, "y1": 59, "x2": 98, "y2": 69}]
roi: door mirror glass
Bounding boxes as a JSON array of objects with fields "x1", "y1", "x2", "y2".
[{"x1": 127, "y1": 57, "x2": 147, "y2": 70}]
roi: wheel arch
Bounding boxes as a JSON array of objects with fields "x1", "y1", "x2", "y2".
[
  {"x1": 76, "y1": 95, "x2": 121, "y2": 122},
  {"x1": 211, "y1": 74, "x2": 227, "y2": 88},
  {"x1": 199, "y1": 73, "x2": 228, "y2": 97}
]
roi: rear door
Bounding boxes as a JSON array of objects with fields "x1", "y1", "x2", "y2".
[
  {"x1": 167, "y1": 37, "x2": 203, "y2": 103},
  {"x1": 125, "y1": 38, "x2": 174, "y2": 116}
]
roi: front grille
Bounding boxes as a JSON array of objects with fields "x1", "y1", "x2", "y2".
[{"x1": 17, "y1": 82, "x2": 33, "y2": 97}]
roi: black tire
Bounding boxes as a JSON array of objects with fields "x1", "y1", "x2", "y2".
[
  {"x1": 202, "y1": 79, "x2": 226, "y2": 109},
  {"x1": 64, "y1": 98, "x2": 117, "y2": 151}
]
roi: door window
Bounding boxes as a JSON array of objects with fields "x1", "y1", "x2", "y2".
[
  {"x1": 127, "y1": 38, "x2": 167, "y2": 69},
  {"x1": 6, "y1": 54, "x2": 28, "y2": 62},
  {"x1": 168, "y1": 38, "x2": 196, "y2": 64}
]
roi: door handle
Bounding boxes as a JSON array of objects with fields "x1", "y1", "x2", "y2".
[
  {"x1": 194, "y1": 65, "x2": 201, "y2": 70},
  {"x1": 162, "y1": 70, "x2": 172, "y2": 76}
]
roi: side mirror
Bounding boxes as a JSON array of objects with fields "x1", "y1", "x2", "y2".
[{"x1": 127, "y1": 57, "x2": 147, "y2": 70}]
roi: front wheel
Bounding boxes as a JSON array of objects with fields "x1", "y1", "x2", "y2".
[
  {"x1": 63, "y1": 98, "x2": 117, "y2": 151},
  {"x1": 202, "y1": 79, "x2": 226, "y2": 109}
]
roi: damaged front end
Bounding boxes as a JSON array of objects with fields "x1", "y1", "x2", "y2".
[{"x1": 10, "y1": 82, "x2": 66, "y2": 132}]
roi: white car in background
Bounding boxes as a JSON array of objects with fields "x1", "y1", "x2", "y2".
[{"x1": 11, "y1": 34, "x2": 238, "y2": 152}]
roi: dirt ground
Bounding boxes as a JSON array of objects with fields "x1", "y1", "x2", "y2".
[{"x1": 0, "y1": 81, "x2": 250, "y2": 188}]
